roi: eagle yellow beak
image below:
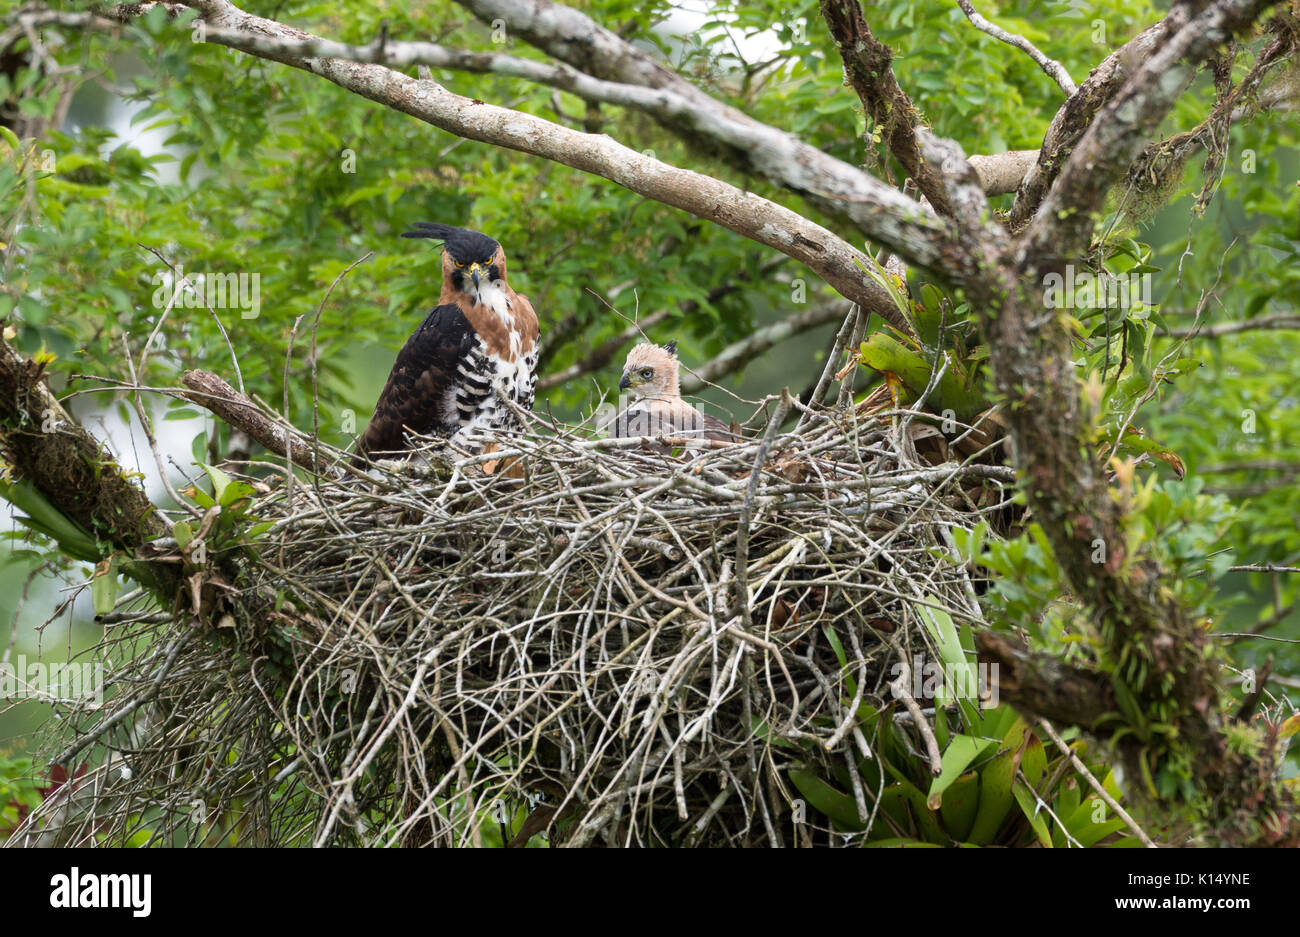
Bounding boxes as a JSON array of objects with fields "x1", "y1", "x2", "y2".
[{"x1": 468, "y1": 262, "x2": 484, "y2": 287}]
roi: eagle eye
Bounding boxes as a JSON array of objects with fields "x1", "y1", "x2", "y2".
[
  {"x1": 481, "y1": 257, "x2": 493, "y2": 265},
  {"x1": 455, "y1": 260, "x2": 465, "y2": 268}
]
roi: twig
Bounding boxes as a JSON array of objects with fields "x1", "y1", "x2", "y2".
[
  {"x1": 1035, "y1": 718, "x2": 1157, "y2": 848},
  {"x1": 956, "y1": 0, "x2": 1077, "y2": 96}
]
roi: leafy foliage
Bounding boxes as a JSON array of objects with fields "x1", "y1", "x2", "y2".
[
  {"x1": 788, "y1": 603, "x2": 1143, "y2": 846},
  {"x1": 1, "y1": 0, "x2": 1297, "y2": 840}
]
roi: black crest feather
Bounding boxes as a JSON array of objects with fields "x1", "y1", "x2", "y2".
[
  {"x1": 663, "y1": 339, "x2": 678, "y2": 357},
  {"x1": 402, "y1": 223, "x2": 499, "y2": 263}
]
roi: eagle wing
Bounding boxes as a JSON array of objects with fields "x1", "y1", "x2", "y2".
[
  {"x1": 699, "y1": 412, "x2": 739, "y2": 442},
  {"x1": 353, "y1": 304, "x2": 476, "y2": 464},
  {"x1": 613, "y1": 399, "x2": 739, "y2": 444}
]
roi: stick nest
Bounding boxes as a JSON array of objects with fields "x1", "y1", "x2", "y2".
[{"x1": 17, "y1": 399, "x2": 1013, "y2": 847}]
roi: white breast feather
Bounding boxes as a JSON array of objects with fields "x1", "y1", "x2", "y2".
[
  {"x1": 467, "y1": 279, "x2": 521, "y2": 357},
  {"x1": 450, "y1": 339, "x2": 537, "y2": 447}
]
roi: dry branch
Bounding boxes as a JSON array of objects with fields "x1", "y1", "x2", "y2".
[
  {"x1": 179, "y1": 369, "x2": 338, "y2": 474},
  {"x1": 10, "y1": 383, "x2": 1011, "y2": 847},
  {"x1": 956, "y1": 0, "x2": 1077, "y2": 95}
]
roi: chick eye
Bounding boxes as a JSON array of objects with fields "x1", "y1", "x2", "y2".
[{"x1": 641, "y1": 368, "x2": 653, "y2": 378}]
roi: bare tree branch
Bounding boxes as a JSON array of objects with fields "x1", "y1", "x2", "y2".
[
  {"x1": 678, "y1": 301, "x2": 848, "y2": 395},
  {"x1": 8, "y1": 5, "x2": 1043, "y2": 204},
  {"x1": 451, "y1": 0, "x2": 953, "y2": 246},
  {"x1": 956, "y1": 0, "x2": 1077, "y2": 95},
  {"x1": 179, "y1": 369, "x2": 338, "y2": 474},
  {"x1": 1161, "y1": 311, "x2": 1300, "y2": 338},
  {"x1": 36, "y1": 1, "x2": 939, "y2": 332}
]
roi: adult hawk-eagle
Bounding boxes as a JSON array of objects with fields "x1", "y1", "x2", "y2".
[
  {"x1": 353, "y1": 224, "x2": 540, "y2": 464},
  {"x1": 611, "y1": 341, "x2": 737, "y2": 444}
]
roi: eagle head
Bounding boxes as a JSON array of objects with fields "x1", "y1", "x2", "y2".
[
  {"x1": 402, "y1": 222, "x2": 505, "y2": 294},
  {"x1": 619, "y1": 340, "x2": 680, "y2": 397}
]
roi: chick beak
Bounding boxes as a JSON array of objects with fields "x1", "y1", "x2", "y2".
[{"x1": 619, "y1": 373, "x2": 632, "y2": 391}]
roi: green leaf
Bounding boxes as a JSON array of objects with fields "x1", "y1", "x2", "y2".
[
  {"x1": 244, "y1": 520, "x2": 275, "y2": 540},
  {"x1": 1013, "y1": 779, "x2": 1053, "y2": 847},
  {"x1": 200, "y1": 462, "x2": 234, "y2": 503},
  {"x1": 788, "y1": 767, "x2": 866, "y2": 831},
  {"x1": 218, "y1": 480, "x2": 256, "y2": 508},
  {"x1": 191, "y1": 431, "x2": 208, "y2": 466},
  {"x1": 898, "y1": 778, "x2": 945, "y2": 842},
  {"x1": 91, "y1": 555, "x2": 120, "y2": 615},
  {"x1": 184, "y1": 484, "x2": 216, "y2": 509},
  {"x1": 821, "y1": 624, "x2": 849, "y2": 671},
  {"x1": 928, "y1": 733, "x2": 998, "y2": 808},
  {"x1": 1020, "y1": 735, "x2": 1047, "y2": 790},
  {"x1": 917, "y1": 600, "x2": 964, "y2": 669},
  {"x1": 966, "y1": 747, "x2": 1018, "y2": 844},
  {"x1": 0, "y1": 478, "x2": 103, "y2": 562},
  {"x1": 1068, "y1": 801, "x2": 1128, "y2": 848},
  {"x1": 938, "y1": 772, "x2": 980, "y2": 842}
]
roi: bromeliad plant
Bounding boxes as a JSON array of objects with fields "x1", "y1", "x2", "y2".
[
  {"x1": 855, "y1": 260, "x2": 991, "y2": 423},
  {"x1": 787, "y1": 602, "x2": 1146, "y2": 847},
  {"x1": 853, "y1": 241, "x2": 1192, "y2": 477}
]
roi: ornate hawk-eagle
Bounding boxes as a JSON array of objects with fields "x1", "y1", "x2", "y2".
[
  {"x1": 353, "y1": 223, "x2": 540, "y2": 464},
  {"x1": 611, "y1": 340, "x2": 737, "y2": 445}
]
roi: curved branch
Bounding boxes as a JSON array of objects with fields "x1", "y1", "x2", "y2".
[
  {"x1": 819, "y1": 0, "x2": 954, "y2": 215},
  {"x1": 38, "y1": 1, "x2": 935, "y2": 333},
  {"x1": 1020, "y1": 0, "x2": 1284, "y2": 262},
  {"x1": 956, "y1": 0, "x2": 1077, "y2": 96},
  {"x1": 678, "y1": 301, "x2": 848, "y2": 396},
  {"x1": 179, "y1": 370, "x2": 336, "y2": 474},
  {"x1": 451, "y1": 0, "x2": 953, "y2": 248}
]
